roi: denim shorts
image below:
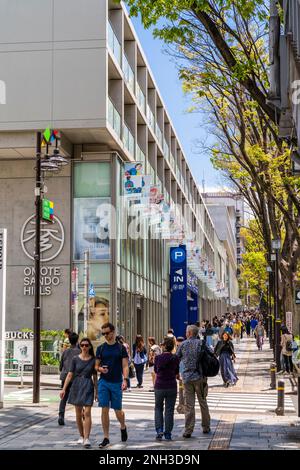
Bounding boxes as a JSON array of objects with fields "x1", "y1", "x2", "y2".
[{"x1": 98, "y1": 379, "x2": 123, "y2": 410}]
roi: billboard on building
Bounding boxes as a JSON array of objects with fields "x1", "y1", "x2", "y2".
[{"x1": 74, "y1": 197, "x2": 110, "y2": 260}]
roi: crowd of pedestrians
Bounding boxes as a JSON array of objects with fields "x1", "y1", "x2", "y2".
[{"x1": 57, "y1": 308, "x2": 299, "y2": 448}]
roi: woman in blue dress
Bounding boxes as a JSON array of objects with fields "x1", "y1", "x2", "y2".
[
  {"x1": 60, "y1": 337, "x2": 97, "y2": 448},
  {"x1": 214, "y1": 332, "x2": 238, "y2": 387}
]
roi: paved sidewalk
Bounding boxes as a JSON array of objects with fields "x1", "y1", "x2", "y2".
[{"x1": 0, "y1": 338, "x2": 299, "y2": 450}]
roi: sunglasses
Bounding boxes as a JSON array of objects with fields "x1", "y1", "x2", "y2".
[
  {"x1": 80, "y1": 343, "x2": 90, "y2": 348},
  {"x1": 102, "y1": 331, "x2": 112, "y2": 336}
]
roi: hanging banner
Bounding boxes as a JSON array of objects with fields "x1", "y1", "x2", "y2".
[{"x1": 170, "y1": 245, "x2": 187, "y2": 337}]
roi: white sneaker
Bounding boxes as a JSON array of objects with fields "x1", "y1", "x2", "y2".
[
  {"x1": 83, "y1": 438, "x2": 91, "y2": 448},
  {"x1": 77, "y1": 437, "x2": 84, "y2": 445}
]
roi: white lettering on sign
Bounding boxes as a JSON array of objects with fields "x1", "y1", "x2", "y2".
[
  {"x1": 5, "y1": 331, "x2": 34, "y2": 340},
  {"x1": 23, "y1": 266, "x2": 61, "y2": 296}
]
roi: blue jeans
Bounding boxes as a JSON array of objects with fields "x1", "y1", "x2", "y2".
[
  {"x1": 134, "y1": 363, "x2": 145, "y2": 386},
  {"x1": 154, "y1": 389, "x2": 177, "y2": 434}
]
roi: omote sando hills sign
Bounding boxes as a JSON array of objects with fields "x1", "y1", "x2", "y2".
[{"x1": 20, "y1": 213, "x2": 65, "y2": 296}]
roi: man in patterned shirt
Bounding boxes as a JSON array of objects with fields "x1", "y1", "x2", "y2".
[{"x1": 176, "y1": 324, "x2": 211, "y2": 437}]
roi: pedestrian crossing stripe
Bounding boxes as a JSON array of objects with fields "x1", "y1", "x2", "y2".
[{"x1": 119, "y1": 391, "x2": 296, "y2": 413}]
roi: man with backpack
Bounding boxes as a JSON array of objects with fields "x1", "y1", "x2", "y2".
[
  {"x1": 176, "y1": 324, "x2": 211, "y2": 437},
  {"x1": 95, "y1": 322, "x2": 129, "y2": 448}
]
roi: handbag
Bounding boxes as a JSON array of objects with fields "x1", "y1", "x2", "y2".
[
  {"x1": 129, "y1": 362, "x2": 136, "y2": 379},
  {"x1": 198, "y1": 342, "x2": 220, "y2": 377}
]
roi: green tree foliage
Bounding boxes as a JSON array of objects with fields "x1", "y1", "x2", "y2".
[
  {"x1": 121, "y1": 0, "x2": 275, "y2": 122},
  {"x1": 239, "y1": 221, "x2": 267, "y2": 303},
  {"x1": 121, "y1": 0, "x2": 300, "y2": 314}
]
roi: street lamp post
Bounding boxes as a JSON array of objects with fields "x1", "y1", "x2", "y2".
[
  {"x1": 271, "y1": 239, "x2": 281, "y2": 371},
  {"x1": 266, "y1": 265, "x2": 273, "y2": 350},
  {"x1": 33, "y1": 132, "x2": 42, "y2": 404},
  {"x1": 33, "y1": 131, "x2": 69, "y2": 403}
]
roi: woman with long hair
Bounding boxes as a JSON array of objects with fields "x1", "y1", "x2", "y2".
[
  {"x1": 148, "y1": 337, "x2": 162, "y2": 391},
  {"x1": 59, "y1": 337, "x2": 97, "y2": 448},
  {"x1": 132, "y1": 334, "x2": 147, "y2": 388},
  {"x1": 214, "y1": 332, "x2": 238, "y2": 387},
  {"x1": 154, "y1": 337, "x2": 179, "y2": 441}
]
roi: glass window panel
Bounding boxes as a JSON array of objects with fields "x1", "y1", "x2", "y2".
[
  {"x1": 75, "y1": 263, "x2": 110, "y2": 286},
  {"x1": 74, "y1": 162, "x2": 111, "y2": 197},
  {"x1": 73, "y1": 197, "x2": 110, "y2": 260}
]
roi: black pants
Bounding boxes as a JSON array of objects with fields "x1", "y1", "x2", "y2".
[
  {"x1": 58, "y1": 379, "x2": 72, "y2": 416},
  {"x1": 134, "y1": 363, "x2": 145, "y2": 386},
  {"x1": 283, "y1": 355, "x2": 293, "y2": 373}
]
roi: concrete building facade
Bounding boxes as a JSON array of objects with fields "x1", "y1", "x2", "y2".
[{"x1": 0, "y1": 0, "x2": 237, "y2": 343}]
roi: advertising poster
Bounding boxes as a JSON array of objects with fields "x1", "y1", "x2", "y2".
[
  {"x1": 124, "y1": 162, "x2": 143, "y2": 176},
  {"x1": 74, "y1": 198, "x2": 110, "y2": 260},
  {"x1": 78, "y1": 290, "x2": 110, "y2": 341},
  {"x1": 124, "y1": 174, "x2": 152, "y2": 197},
  {"x1": 13, "y1": 340, "x2": 33, "y2": 364}
]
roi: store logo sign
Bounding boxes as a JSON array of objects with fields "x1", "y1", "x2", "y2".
[{"x1": 20, "y1": 215, "x2": 64, "y2": 262}]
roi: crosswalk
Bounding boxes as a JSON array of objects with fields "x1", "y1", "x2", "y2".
[
  {"x1": 122, "y1": 389, "x2": 296, "y2": 414},
  {"x1": 4, "y1": 388, "x2": 56, "y2": 403},
  {"x1": 4, "y1": 386, "x2": 296, "y2": 414}
]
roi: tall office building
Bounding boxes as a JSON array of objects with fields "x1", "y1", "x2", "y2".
[{"x1": 0, "y1": 0, "x2": 237, "y2": 343}]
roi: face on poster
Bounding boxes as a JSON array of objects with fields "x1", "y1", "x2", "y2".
[
  {"x1": 13, "y1": 340, "x2": 33, "y2": 364},
  {"x1": 74, "y1": 198, "x2": 110, "y2": 260},
  {"x1": 78, "y1": 291, "x2": 110, "y2": 341}
]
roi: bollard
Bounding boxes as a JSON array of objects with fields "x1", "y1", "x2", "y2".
[
  {"x1": 275, "y1": 380, "x2": 285, "y2": 415},
  {"x1": 270, "y1": 362, "x2": 276, "y2": 389},
  {"x1": 18, "y1": 361, "x2": 24, "y2": 389}
]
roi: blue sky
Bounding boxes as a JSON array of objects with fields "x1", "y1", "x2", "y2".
[{"x1": 130, "y1": 16, "x2": 225, "y2": 191}]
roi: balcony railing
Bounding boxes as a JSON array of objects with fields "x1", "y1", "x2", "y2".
[
  {"x1": 155, "y1": 123, "x2": 163, "y2": 148},
  {"x1": 163, "y1": 139, "x2": 170, "y2": 162},
  {"x1": 108, "y1": 21, "x2": 122, "y2": 67},
  {"x1": 147, "y1": 104, "x2": 155, "y2": 133},
  {"x1": 108, "y1": 97, "x2": 121, "y2": 138},
  {"x1": 170, "y1": 153, "x2": 175, "y2": 171},
  {"x1": 136, "y1": 144, "x2": 146, "y2": 166},
  {"x1": 123, "y1": 54, "x2": 135, "y2": 94},
  {"x1": 136, "y1": 82, "x2": 146, "y2": 115},
  {"x1": 123, "y1": 123, "x2": 135, "y2": 157}
]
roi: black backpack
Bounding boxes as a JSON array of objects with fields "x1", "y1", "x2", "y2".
[{"x1": 197, "y1": 341, "x2": 220, "y2": 378}]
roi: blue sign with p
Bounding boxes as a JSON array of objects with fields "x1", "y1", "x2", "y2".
[
  {"x1": 170, "y1": 245, "x2": 187, "y2": 337},
  {"x1": 171, "y1": 247, "x2": 186, "y2": 263}
]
